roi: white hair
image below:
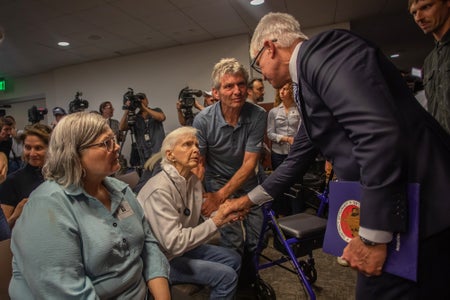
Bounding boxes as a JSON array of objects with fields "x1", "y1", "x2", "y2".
[
  {"x1": 250, "y1": 12, "x2": 308, "y2": 58},
  {"x1": 160, "y1": 126, "x2": 198, "y2": 168}
]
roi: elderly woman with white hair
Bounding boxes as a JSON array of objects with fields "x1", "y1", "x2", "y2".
[
  {"x1": 9, "y1": 112, "x2": 170, "y2": 300},
  {"x1": 137, "y1": 126, "x2": 241, "y2": 300}
]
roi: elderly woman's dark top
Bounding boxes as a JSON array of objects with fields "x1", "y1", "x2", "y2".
[{"x1": 0, "y1": 164, "x2": 44, "y2": 207}]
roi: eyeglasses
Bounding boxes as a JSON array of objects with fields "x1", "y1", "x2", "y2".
[
  {"x1": 80, "y1": 136, "x2": 118, "y2": 152},
  {"x1": 250, "y1": 39, "x2": 277, "y2": 74}
]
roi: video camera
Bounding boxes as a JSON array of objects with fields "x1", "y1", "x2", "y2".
[
  {"x1": 0, "y1": 104, "x2": 11, "y2": 117},
  {"x1": 177, "y1": 87, "x2": 203, "y2": 126},
  {"x1": 178, "y1": 87, "x2": 203, "y2": 110},
  {"x1": 69, "y1": 92, "x2": 89, "y2": 114},
  {"x1": 122, "y1": 88, "x2": 144, "y2": 112},
  {"x1": 28, "y1": 105, "x2": 48, "y2": 124}
]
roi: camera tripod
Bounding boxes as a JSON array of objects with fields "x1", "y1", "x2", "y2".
[{"x1": 119, "y1": 111, "x2": 146, "y2": 176}]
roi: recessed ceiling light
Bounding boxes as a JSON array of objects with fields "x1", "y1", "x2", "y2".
[
  {"x1": 250, "y1": 0, "x2": 264, "y2": 5},
  {"x1": 390, "y1": 53, "x2": 400, "y2": 58},
  {"x1": 58, "y1": 41, "x2": 70, "y2": 47}
]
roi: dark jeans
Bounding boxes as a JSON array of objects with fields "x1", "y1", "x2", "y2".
[{"x1": 170, "y1": 244, "x2": 240, "y2": 300}]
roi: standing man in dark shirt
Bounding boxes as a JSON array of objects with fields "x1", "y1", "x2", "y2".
[
  {"x1": 120, "y1": 93, "x2": 166, "y2": 167},
  {"x1": 409, "y1": 0, "x2": 450, "y2": 134}
]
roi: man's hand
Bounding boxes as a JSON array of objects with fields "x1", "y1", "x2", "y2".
[
  {"x1": 201, "y1": 191, "x2": 225, "y2": 217},
  {"x1": 341, "y1": 236, "x2": 387, "y2": 277},
  {"x1": 176, "y1": 100, "x2": 182, "y2": 111},
  {"x1": 212, "y1": 201, "x2": 248, "y2": 227},
  {"x1": 194, "y1": 100, "x2": 205, "y2": 111},
  {"x1": 222, "y1": 196, "x2": 253, "y2": 216}
]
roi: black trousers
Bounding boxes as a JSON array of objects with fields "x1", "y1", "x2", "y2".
[{"x1": 356, "y1": 227, "x2": 450, "y2": 300}]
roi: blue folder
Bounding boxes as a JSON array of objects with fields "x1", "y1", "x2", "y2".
[{"x1": 322, "y1": 181, "x2": 419, "y2": 282}]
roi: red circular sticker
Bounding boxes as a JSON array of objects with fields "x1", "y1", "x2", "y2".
[{"x1": 337, "y1": 200, "x2": 360, "y2": 242}]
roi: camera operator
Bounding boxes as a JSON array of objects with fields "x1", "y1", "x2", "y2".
[
  {"x1": 119, "y1": 93, "x2": 166, "y2": 167},
  {"x1": 203, "y1": 90, "x2": 219, "y2": 107},
  {"x1": 176, "y1": 90, "x2": 218, "y2": 126},
  {"x1": 176, "y1": 99, "x2": 202, "y2": 126}
]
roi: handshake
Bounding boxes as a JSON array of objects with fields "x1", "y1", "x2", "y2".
[{"x1": 202, "y1": 192, "x2": 252, "y2": 228}]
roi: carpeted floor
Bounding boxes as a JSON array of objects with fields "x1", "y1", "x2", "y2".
[
  {"x1": 174, "y1": 236, "x2": 357, "y2": 300},
  {"x1": 257, "y1": 241, "x2": 357, "y2": 300}
]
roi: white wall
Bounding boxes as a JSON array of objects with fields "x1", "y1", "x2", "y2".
[
  {"x1": 0, "y1": 34, "x2": 277, "y2": 162},
  {"x1": 0, "y1": 22, "x2": 349, "y2": 162}
]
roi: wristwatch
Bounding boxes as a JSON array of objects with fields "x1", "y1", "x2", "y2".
[{"x1": 359, "y1": 236, "x2": 380, "y2": 246}]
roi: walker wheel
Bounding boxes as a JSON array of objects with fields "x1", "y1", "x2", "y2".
[
  {"x1": 299, "y1": 260, "x2": 318, "y2": 284},
  {"x1": 255, "y1": 278, "x2": 276, "y2": 300}
]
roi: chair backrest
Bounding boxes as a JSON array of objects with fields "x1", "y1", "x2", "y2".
[
  {"x1": 115, "y1": 171, "x2": 140, "y2": 190},
  {"x1": 0, "y1": 239, "x2": 12, "y2": 299}
]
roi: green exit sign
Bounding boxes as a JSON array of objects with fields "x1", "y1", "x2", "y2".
[{"x1": 0, "y1": 79, "x2": 5, "y2": 91}]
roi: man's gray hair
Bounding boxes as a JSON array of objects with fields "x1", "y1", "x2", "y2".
[
  {"x1": 160, "y1": 126, "x2": 198, "y2": 167},
  {"x1": 250, "y1": 12, "x2": 308, "y2": 59},
  {"x1": 43, "y1": 112, "x2": 108, "y2": 188},
  {"x1": 211, "y1": 58, "x2": 249, "y2": 90}
]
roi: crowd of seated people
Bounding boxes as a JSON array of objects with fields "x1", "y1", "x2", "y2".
[{"x1": 2, "y1": 7, "x2": 449, "y2": 298}]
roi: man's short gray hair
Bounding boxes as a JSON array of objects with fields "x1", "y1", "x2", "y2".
[
  {"x1": 43, "y1": 112, "x2": 109, "y2": 188},
  {"x1": 211, "y1": 58, "x2": 249, "y2": 90},
  {"x1": 250, "y1": 12, "x2": 308, "y2": 59}
]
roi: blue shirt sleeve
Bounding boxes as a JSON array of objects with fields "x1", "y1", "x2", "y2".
[{"x1": 10, "y1": 179, "x2": 169, "y2": 300}]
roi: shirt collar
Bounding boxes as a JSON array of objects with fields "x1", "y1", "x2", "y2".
[
  {"x1": 214, "y1": 101, "x2": 252, "y2": 128},
  {"x1": 289, "y1": 41, "x2": 303, "y2": 84},
  {"x1": 436, "y1": 29, "x2": 450, "y2": 46},
  {"x1": 64, "y1": 176, "x2": 128, "y2": 198}
]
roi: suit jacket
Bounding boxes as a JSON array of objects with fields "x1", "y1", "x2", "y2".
[{"x1": 261, "y1": 29, "x2": 450, "y2": 239}]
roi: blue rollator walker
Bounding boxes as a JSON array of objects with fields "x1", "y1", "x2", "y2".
[{"x1": 252, "y1": 172, "x2": 332, "y2": 300}]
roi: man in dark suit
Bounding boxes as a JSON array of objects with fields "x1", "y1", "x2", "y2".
[{"x1": 226, "y1": 12, "x2": 450, "y2": 299}]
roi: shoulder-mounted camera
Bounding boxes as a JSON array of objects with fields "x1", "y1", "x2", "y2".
[{"x1": 69, "y1": 92, "x2": 89, "y2": 114}]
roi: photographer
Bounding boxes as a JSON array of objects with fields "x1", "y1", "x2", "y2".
[
  {"x1": 176, "y1": 99, "x2": 203, "y2": 126},
  {"x1": 50, "y1": 107, "x2": 67, "y2": 129},
  {"x1": 176, "y1": 90, "x2": 218, "y2": 126},
  {"x1": 119, "y1": 92, "x2": 166, "y2": 167}
]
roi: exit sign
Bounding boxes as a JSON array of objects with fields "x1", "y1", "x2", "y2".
[{"x1": 0, "y1": 78, "x2": 5, "y2": 91}]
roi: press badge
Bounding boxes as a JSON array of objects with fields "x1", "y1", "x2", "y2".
[{"x1": 117, "y1": 201, "x2": 134, "y2": 220}]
